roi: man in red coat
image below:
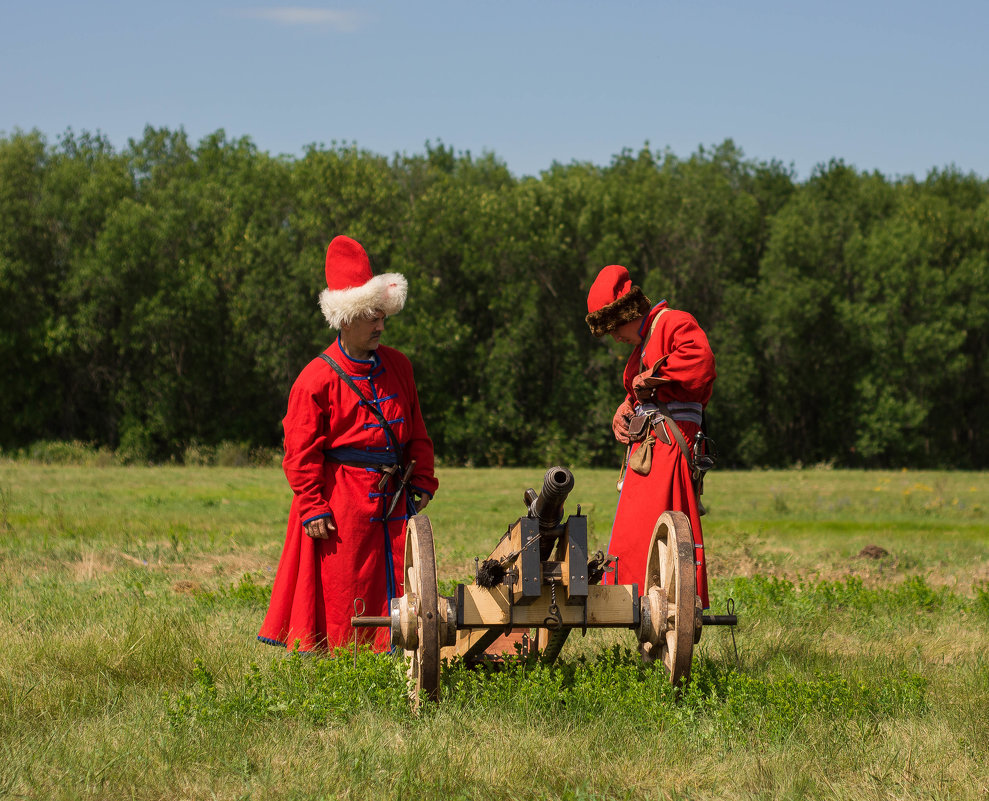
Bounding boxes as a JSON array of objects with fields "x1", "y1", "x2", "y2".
[
  {"x1": 585, "y1": 265, "x2": 716, "y2": 609},
  {"x1": 258, "y1": 235, "x2": 439, "y2": 652}
]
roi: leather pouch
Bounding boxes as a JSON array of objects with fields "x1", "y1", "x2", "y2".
[
  {"x1": 627, "y1": 415, "x2": 650, "y2": 443},
  {"x1": 628, "y1": 433, "x2": 655, "y2": 475}
]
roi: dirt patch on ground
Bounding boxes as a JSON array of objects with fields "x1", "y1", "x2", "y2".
[
  {"x1": 5, "y1": 545, "x2": 278, "y2": 587},
  {"x1": 706, "y1": 551, "x2": 763, "y2": 581},
  {"x1": 708, "y1": 549, "x2": 989, "y2": 592},
  {"x1": 54, "y1": 548, "x2": 278, "y2": 587},
  {"x1": 71, "y1": 549, "x2": 120, "y2": 582},
  {"x1": 178, "y1": 551, "x2": 275, "y2": 580}
]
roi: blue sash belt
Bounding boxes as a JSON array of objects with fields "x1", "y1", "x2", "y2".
[{"x1": 324, "y1": 447, "x2": 398, "y2": 468}]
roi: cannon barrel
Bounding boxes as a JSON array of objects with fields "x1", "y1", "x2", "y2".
[{"x1": 527, "y1": 466, "x2": 575, "y2": 531}]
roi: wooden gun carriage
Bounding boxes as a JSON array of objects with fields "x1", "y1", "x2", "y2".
[{"x1": 353, "y1": 466, "x2": 737, "y2": 705}]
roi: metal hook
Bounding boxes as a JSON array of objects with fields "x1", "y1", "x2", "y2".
[
  {"x1": 352, "y1": 597, "x2": 367, "y2": 667},
  {"x1": 543, "y1": 581, "x2": 563, "y2": 630},
  {"x1": 726, "y1": 597, "x2": 740, "y2": 671}
]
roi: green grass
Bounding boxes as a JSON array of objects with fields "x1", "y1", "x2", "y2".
[{"x1": 1, "y1": 462, "x2": 987, "y2": 800}]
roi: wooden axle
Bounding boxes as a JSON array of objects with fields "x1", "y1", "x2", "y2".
[
  {"x1": 351, "y1": 616, "x2": 390, "y2": 627},
  {"x1": 702, "y1": 614, "x2": 738, "y2": 626},
  {"x1": 350, "y1": 609, "x2": 724, "y2": 633}
]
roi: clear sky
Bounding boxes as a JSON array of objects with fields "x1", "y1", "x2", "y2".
[{"x1": 2, "y1": 0, "x2": 987, "y2": 180}]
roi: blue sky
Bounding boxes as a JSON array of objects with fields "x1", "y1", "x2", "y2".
[{"x1": 2, "y1": 0, "x2": 987, "y2": 179}]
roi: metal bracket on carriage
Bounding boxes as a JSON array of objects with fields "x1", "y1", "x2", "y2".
[
  {"x1": 587, "y1": 551, "x2": 616, "y2": 585},
  {"x1": 542, "y1": 561, "x2": 565, "y2": 580},
  {"x1": 543, "y1": 580, "x2": 563, "y2": 631}
]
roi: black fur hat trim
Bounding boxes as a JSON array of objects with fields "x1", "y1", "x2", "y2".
[{"x1": 585, "y1": 286, "x2": 652, "y2": 337}]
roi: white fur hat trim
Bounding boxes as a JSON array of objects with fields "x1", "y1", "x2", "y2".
[{"x1": 318, "y1": 272, "x2": 408, "y2": 329}]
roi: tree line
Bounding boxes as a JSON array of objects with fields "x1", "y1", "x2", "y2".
[{"x1": 1, "y1": 127, "x2": 986, "y2": 468}]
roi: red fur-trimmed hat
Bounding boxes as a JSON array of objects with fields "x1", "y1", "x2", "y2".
[
  {"x1": 585, "y1": 265, "x2": 651, "y2": 337},
  {"x1": 318, "y1": 235, "x2": 407, "y2": 329}
]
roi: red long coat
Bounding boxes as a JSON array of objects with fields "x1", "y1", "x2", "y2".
[
  {"x1": 605, "y1": 303, "x2": 716, "y2": 609},
  {"x1": 258, "y1": 338, "x2": 438, "y2": 652}
]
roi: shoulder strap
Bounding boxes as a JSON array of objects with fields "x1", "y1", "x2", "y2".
[
  {"x1": 637, "y1": 307, "x2": 695, "y2": 472},
  {"x1": 639, "y1": 307, "x2": 669, "y2": 372},
  {"x1": 318, "y1": 353, "x2": 403, "y2": 464}
]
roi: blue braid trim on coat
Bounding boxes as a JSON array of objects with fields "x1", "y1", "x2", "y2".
[
  {"x1": 337, "y1": 336, "x2": 379, "y2": 367},
  {"x1": 257, "y1": 635, "x2": 288, "y2": 648},
  {"x1": 362, "y1": 416, "x2": 405, "y2": 431}
]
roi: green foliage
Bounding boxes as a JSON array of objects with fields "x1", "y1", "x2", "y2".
[
  {"x1": 684, "y1": 657, "x2": 928, "y2": 741},
  {"x1": 723, "y1": 573, "x2": 975, "y2": 623},
  {"x1": 1, "y1": 128, "x2": 987, "y2": 467},
  {"x1": 442, "y1": 645, "x2": 673, "y2": 724},
  {"x1": 975, "y1": 584, "x2": 989, "y2": 619},
  {"x1": 165, "y1": 644, "x2": 928, "y2": 744},
  {"x1": 437, "y1": 577, "x2": 465, "y2": 597},
  {"x1": 196, "y1": 572, "x2": 274, "y2": 608},
  {"x1": 20, "y1": 440, "x2": 115, "y2": 466},
  {"x1": 167, "y1": 651, "x2": 409, "y2": 726}
]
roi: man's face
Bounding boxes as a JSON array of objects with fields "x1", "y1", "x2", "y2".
[
  {"x1": 343, "y1": 310, "x2": 386, "y2": 354},
  {"x1": 610, "y1": 319, "x2": 643, "y2": 345}
]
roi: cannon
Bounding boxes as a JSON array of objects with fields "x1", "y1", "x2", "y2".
[{"x1": 353, "y1": 466, "x2": 737, "y2": 706}]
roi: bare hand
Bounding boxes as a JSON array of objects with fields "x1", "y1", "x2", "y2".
[
  {"x1": 415, "y1": 495, "x2": 430, "y2": 513},
  {"x1": 304, "y1": 516, "x2": 336, "y2": 539}
]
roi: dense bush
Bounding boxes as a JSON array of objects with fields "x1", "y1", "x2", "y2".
[{"x1": 2, "y1": 128, "x2": 986, "y2": 467}]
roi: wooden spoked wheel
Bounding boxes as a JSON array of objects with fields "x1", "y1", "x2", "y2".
[
  {"x1": 641, "y1": 510, "x2": 697, "y2": 685},
  {"x1": 404, "y1": 514, "x2": 441, "y2": 707}
]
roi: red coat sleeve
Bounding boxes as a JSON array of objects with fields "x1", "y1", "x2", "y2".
[
  {"x1": 624, "y1": 309, "x2": 716, "y2": 406},
  {"x1": 281, "y1": 362, "x2": 335, "y2": 524}
]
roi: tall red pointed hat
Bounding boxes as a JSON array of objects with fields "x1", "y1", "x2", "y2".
[{"x1": 318, "y1": 235, "x2": 407, "y2": 329}]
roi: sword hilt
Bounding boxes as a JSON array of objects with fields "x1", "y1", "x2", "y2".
[{"x1": 384, "y1": 459, "x2": 417, "y2": 518}]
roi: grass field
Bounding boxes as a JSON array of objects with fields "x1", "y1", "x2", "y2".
[{"x1": 1, "y1": 462, "x2": 987, "y2": 800}]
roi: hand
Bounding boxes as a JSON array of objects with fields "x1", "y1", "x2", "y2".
[
  {"x1": 612, "y1": 398, "x2": 635, "y2": 445},
  {"x1": 304, "y1": 516, "x2": 336, "y2": 539},
  {"x1": 414, "y1": 495, "x2": 430, "y2": 513}
]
